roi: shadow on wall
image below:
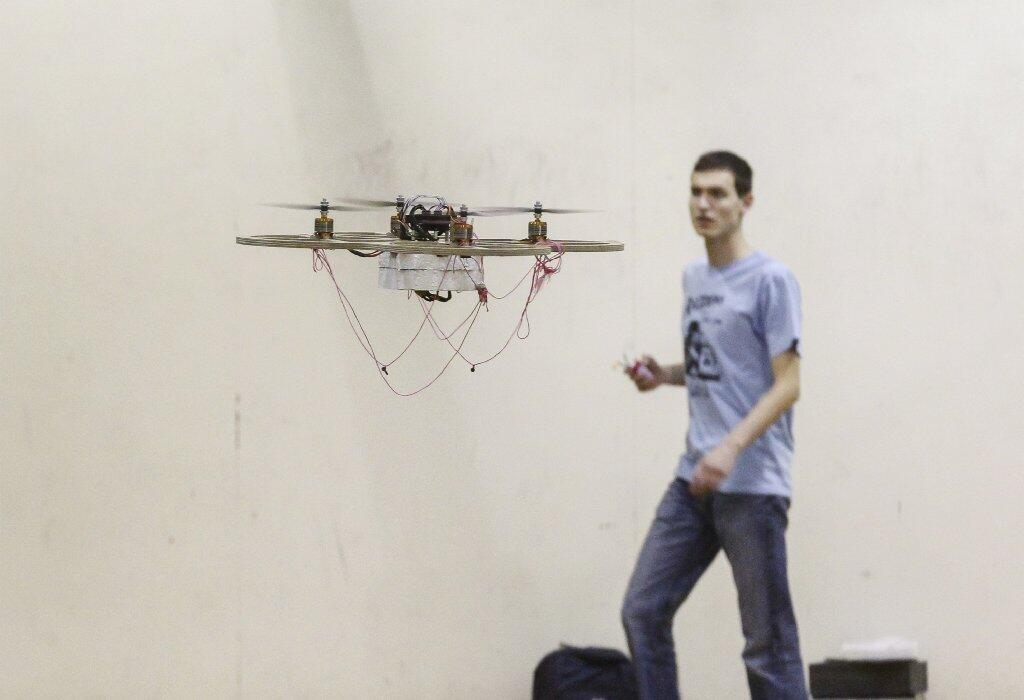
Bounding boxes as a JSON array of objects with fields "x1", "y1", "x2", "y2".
[{"x1": 272, "y1": 0, "x2": 396, "y2": 188}]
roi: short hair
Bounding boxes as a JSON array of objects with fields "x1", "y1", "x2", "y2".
[{"x1": 693, "y1": 151, "x2": 753, "y2": 197}]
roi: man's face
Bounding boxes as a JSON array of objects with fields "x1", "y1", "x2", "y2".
[{"x1": 689, "y1": 169, "x2": 752, "y2": 240}]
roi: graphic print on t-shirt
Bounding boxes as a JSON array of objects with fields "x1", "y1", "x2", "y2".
[{"x1": 684, "y1": 320, "x2": 721, "y2": 381}]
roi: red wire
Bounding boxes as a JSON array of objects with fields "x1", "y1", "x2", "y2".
[
  {"x1": 313, "y1": 249, "x2": 485, "y2": 396},
  {"x1": 311, "y1": 244, "x2": 565, "y2": 394},
  {"x1": 406, "y1": 247, "x2": 565, "y2": 369}
]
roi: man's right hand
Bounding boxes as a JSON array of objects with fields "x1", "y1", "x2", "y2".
[{"x1": 626, "y1": 355, "x2": 666, "y2": 391}]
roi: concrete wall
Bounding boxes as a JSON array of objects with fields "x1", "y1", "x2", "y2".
[{"x1": 3, "y1": 1, "x2": 1022, "y2": 697}]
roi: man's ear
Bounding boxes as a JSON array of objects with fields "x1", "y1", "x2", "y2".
[{"x1": 741, "y1": 193, "x2": 754, "y2": 212}]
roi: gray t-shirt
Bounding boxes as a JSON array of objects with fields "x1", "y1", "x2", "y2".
[{"x1": 675, "y1": 250, "x2": 802, "y2": 497}]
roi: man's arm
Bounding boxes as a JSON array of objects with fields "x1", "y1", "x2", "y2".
[
  {"x1": 722, "y1": 350, "x2": 800, "y2": 450},
  {"x1": 689, "y1": 350, "x2": 801, "y2": 495},
  {"x1": 626, "y1": 355, "x2": 686, "y2": 391}
]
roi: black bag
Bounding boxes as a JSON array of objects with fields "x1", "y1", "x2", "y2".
[{"x1": 532, "y1": 645, "x2": 639, "y2": 700}]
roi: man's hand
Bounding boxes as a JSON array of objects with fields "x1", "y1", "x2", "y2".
[
  {"x1": 690, "y1": 440, "x2": 740, "y2": 496},
  {"x1": 625, "y1": 354, "x2": 666, "y2": 391}
]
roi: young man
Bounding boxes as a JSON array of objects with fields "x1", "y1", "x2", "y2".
[{"x1": 621, "y1": 151, "x2": 808, "y2": 699}]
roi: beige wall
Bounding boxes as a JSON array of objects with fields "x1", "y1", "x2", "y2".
[{"x1": 3, "y1": 1, "x2": 1022, "y2": 697}]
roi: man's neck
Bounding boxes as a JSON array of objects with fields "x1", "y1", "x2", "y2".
[{"x1": 705, "y1": 229, "x2": 753, "y2": 268}]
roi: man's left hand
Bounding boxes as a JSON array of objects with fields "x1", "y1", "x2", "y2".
[{"x1": 690, "y1": 441, "x2": 741, "y2": 496}]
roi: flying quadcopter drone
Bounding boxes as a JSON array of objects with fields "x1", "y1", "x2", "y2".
[
  {"x1": 236, "y1": 195, "x2": 623, "y2": 394},
  {"x1": 236, "y1": 195, "x2": 622, "y2": 300}
]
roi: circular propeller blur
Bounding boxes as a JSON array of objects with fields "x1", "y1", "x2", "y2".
[
  {"x1": 332, "y1": 197, "x2": 401, "y2": 208},
  {"x1": 466, "y1": 206, "x2": 596, "y2": 217},
  {"x1": 261, "y1": 202, "x2": 379, "y2": 212},
  {"x1": 264, "y1": 198, "x2": 598, "y2": 217}
]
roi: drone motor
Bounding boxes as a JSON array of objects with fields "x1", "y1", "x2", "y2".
[
  {"x1": 450, "y1": 204, "x2": 474, "y2": 244},
  {"x1": 314, "y1": 198, "x2": 334, "y2": 239}
]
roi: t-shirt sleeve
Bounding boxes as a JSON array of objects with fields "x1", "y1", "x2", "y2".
[{"x1": 758, "y1": 266, "x2": 802, "y2": 358}]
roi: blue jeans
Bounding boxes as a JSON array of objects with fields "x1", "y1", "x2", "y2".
[{"x1": 621, "y1": 479, "x2": 808, "y2": 699}]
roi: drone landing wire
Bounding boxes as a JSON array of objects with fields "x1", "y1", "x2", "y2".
[
  {"x1": 312, "y1": 248, "x2": 484, "y2": 397},
  {"x1": 310, "y1": 245, "x2": 565, "y2": 395},
  {"x1": 386, "y1": 245, "x2": 564, "y2": 375}
]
